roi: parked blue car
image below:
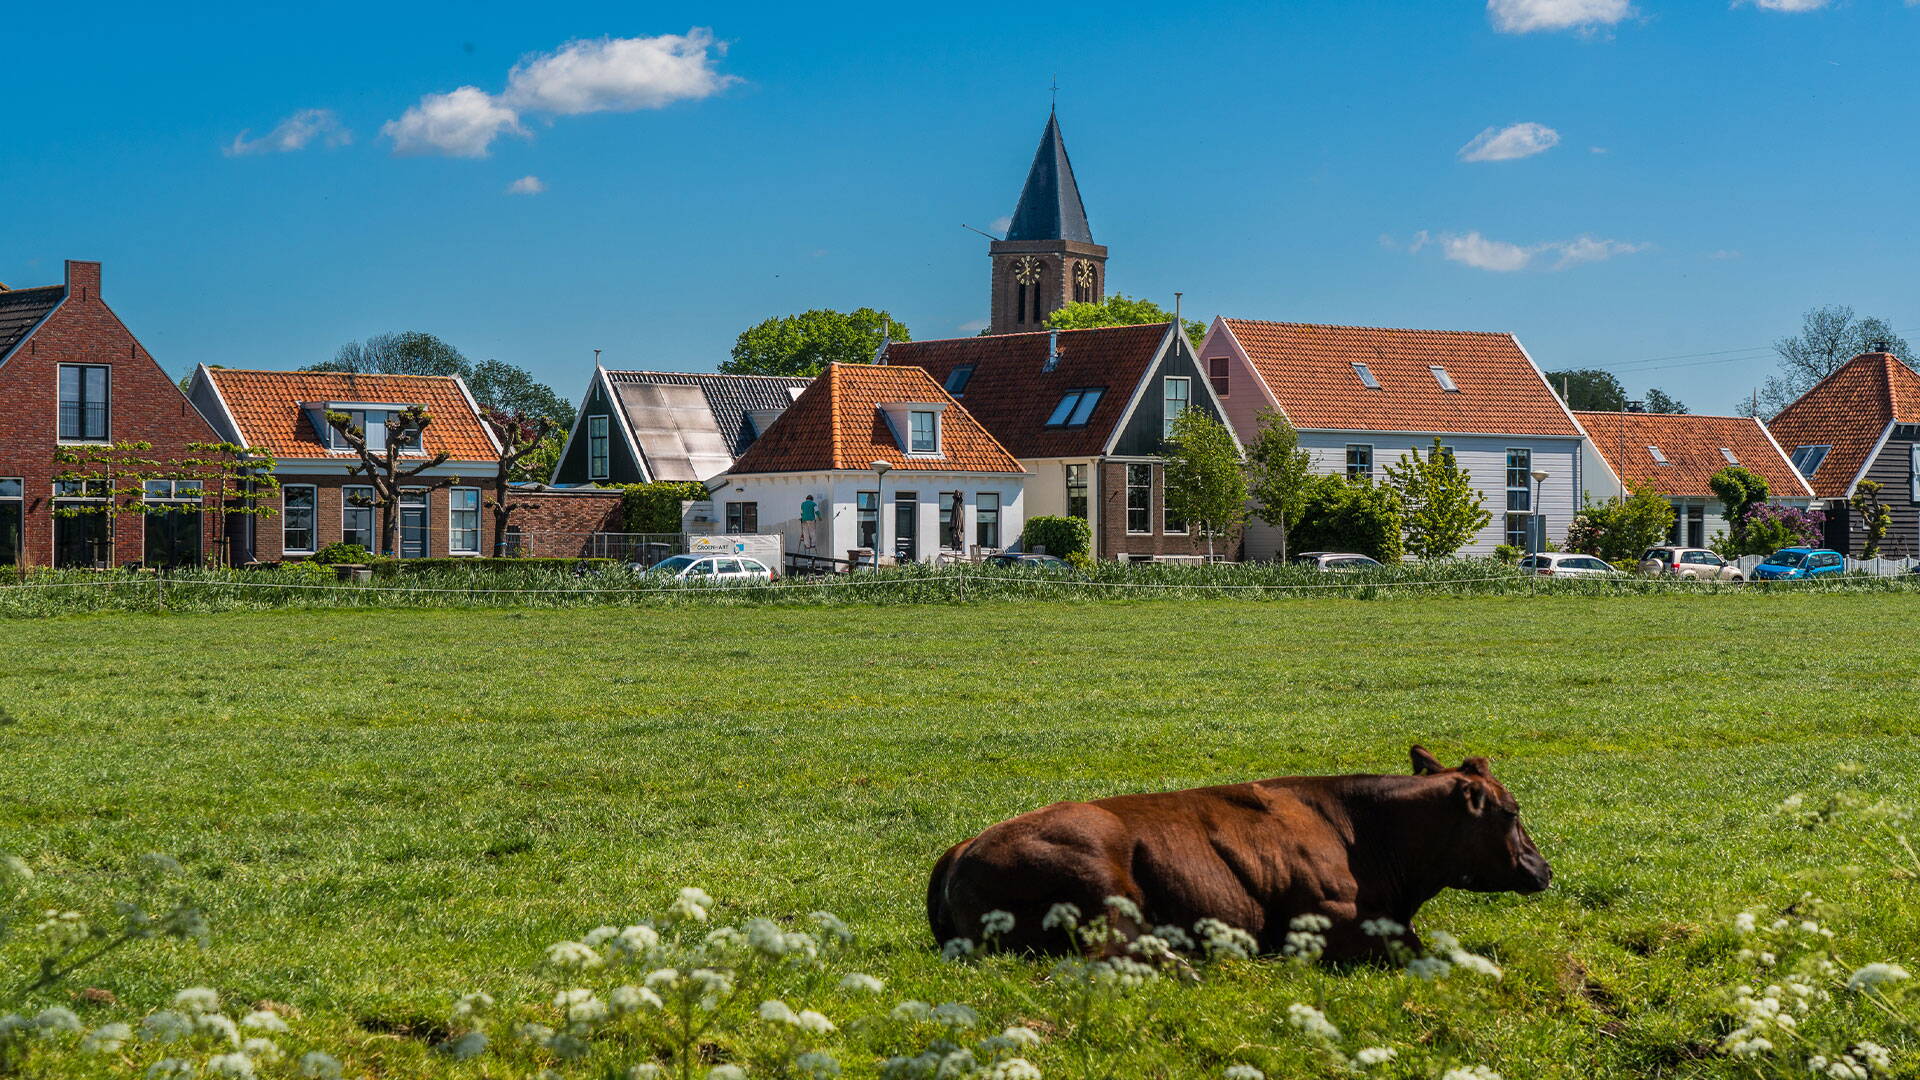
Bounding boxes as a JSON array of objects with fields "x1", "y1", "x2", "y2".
[{"x1": 1752, "y1": 547, "x2": 1846, "y2": 580}]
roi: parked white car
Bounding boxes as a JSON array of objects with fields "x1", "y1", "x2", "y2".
[
  {"x1": 1290, "y1": 551, "x2": 1386, "y2": 572},
  {"x1": 1517, "y1": 553, "x2": 1621, "y2": 578},
  {"x1": 637, "y1": 553, "x2": 774, "y2": 584}
]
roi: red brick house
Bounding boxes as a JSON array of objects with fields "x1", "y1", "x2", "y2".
[
  {"x1": 0, "y1": 260, "x2": 225, "y2": 568},
  {"x1": 187, "y1": 367, "x2": 502, "y2": 561}
]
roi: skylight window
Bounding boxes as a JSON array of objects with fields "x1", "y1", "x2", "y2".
[
  {"x1": 1719, "y1": 447, "x2": 1739, "y2": 465},
  {"x1": 1045, "y1": 388, "x2": 1105, "y2": 427},
  {"x1": 1353, "y1": 362, "x2": 1381, "y2": 390},
  {"x1": 943, "y1": 365, "x2": 975, "y2": 396},
  {"x1": 1430, "y1": 365, "x2": 1459, "y2": 392},
  {"x1": 1790, "y1": 445, "x2": 1831, "y2": 476},
  {"x1": 1648, "y1": 445, "x2": 1670, "y2": 464}
]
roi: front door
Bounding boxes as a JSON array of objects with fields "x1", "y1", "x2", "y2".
[
  {"x1": 54, "y1": 507, "x2": 110, "y2": 568},
  {"x1": 894, "y1": 491, "x2": 918, "y2": 563},
  {"x1": 399, "y1": 489, "x2": 429, "y2": 558},
  {"x1": 144, "y1": 507, "x2": 202, "y2": 569}
]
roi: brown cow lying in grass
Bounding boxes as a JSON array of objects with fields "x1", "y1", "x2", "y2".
[{"x1": 926, "y1": 746, "x2": 1551, "y2": 960}]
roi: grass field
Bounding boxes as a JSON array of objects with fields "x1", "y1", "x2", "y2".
[{"x1": 2, "y1": 593, "x2": 1917, "y2": 1078}]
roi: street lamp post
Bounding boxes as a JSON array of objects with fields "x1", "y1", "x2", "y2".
[
  {"x1": 1530, "y1": 469, "x2": 1551, "y2": 553},
  {"x1": 870, "y1": 459, "x2": 892, "y2": 567}
]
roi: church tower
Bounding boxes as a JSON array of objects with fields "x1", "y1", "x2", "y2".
[{"x1": 988, "y1": 111, "x2": 1107, "y2": 335}]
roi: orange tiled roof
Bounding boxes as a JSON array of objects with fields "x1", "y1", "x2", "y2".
[
  {"x1": 1767, "y1": 352, "x2": 1920, "y2": 497},
  {"x1": 202, "y1": 369, "x2": 499, "y2": 461},
  {"x1": 727, "y1": 363, "x2": 1024, "y2": 474},
  {"x1": 1219, "y1": 319, "x2": 1583, "y2": 437},
  {"x1": 1575, "y1": 411, "x2": 1812, "y2": 499}
]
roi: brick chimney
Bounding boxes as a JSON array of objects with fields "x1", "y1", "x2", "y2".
[{"x1": 65, "y1": 260, "x2": 101, "y2": 302}]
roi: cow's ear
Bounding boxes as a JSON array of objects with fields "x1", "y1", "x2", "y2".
[
  {"x1": 1457, "y1": 777, "x2": 1490, "y2": 814},
  {"x1": 1459, "y1": 756, "x2": 1491, "y2": 777},
  {"x1": 1410, "y1": 745, "x2": 1446, "y2": 776}
]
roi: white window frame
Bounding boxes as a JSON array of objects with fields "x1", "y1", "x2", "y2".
[
  {"x1": 449, "y1": 486, "x2": 482, "y2": 556},
  {"x1": 976, "y1": 491, "x2": 1000, "y2": 550},
  {"x1": 1125, "y1": 463, "x2": 1153, "y2": 534},
  {"x1": 1505, "y1": 448, "x2": 1531, "y2": 512},
  {"x1": 1162, "y1": 377, "x2": 1190, "y2": 440},
  {"x1": 57, "y1": 363, "x2": 112, "y2": 443},
  {"x1": 1910, "y1": 444, "x2": 1920, "y2": 504},
  {"x1": 587, "y1": 415, "x2": 611, "y2": 480},
  {"x1": 908, "y1": 410, "x2": 939, "y2": 455},
  {"x1": 1648, "y1": 445, "x2": 1670, "y2": 464},
  {"x1": 341, "y1": 485, "x2": 376, "y2": 549},
  {"x1": 1352, "y1": 362, "x2": 1381, "y2": 390},
  {"x1": 282, "y1": 484, "x2": 317, "y2": 555},
  {"x1": 1720, "y1": 447, "x2": 1739, "y2": 465},
  {"x1": 397, "y1": 487, "x2": 430, "y2": 558},
  {"x1": 1430, "y1": 365, "x2": 1459, "y2": 392}
]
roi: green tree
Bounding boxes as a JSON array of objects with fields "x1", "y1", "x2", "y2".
[
  {"x1": 324, "y1": 405, "x2": 452, "y2": 557},
  {"x1": 1381, "y1": 438, "x2": 1491, "y2": 560},
  {"x1": 1161, "y1": 410, "x2": 1248, "y2": 559},
  {"x1": 1753, "y1": 306, "x2": 1912, "y2": 416},
  {"x1": 1244, "y1": 410, "x2": 1314, "y2": 562},
  {"x1": 1291, "y1": 475, "x2": 1404, "y2": 564},
  {"x1": 1708, "y1": 466, "x2": 1770, "y2": 544},
  {"x1": 1642, "y1": 388, "x2": 1688, "y2": 414},
  {"x1": 1544, "y1": 368, "x2": 1627, "y2": 411},
  {"x1": 1043, "y1": 294, "x2": 1205, "y2": 349},
  {"x1": 468, "y1": 358, "x2": 576, "y2": 430},
  {"x1": 1850, "y1": 479, "x2": 1891, "y2": 558},
  {"x1": 479, "y1": 408, "x2": 561, "y2": 554},
  {"x1": 1565, "y1": 487, "x2": 1674, "y2": 564},
  {"x1": 723, "y1": 309, "x2": 910, "y2": 377}
]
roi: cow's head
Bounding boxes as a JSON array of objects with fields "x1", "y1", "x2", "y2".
[{"x1": 1410, "y1": 745, "x2": 1552, "y2": 894}]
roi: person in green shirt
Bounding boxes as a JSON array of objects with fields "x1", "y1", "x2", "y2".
[{"x1": 799, "y1": 494, "x2": 819, "y2": 551}]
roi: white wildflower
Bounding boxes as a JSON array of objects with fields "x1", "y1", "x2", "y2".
[
  {"x1": 1129, "y1": 933, "x2": 1175, "y2": 960},
  {"x1": 1733, "y1": 912, "x2": 1757, "y2": 934},
  {"x1": 943, "y1": 937, "x2": 976, "y2": 961},
  {"x1": 669, "y1": 886, "x2": 714, "y2": 924},
  {"x1": 1353, "y1": 1046, "x2": 1398, "y2": 1067},
  {"x1": 1361, "y1": 918, "x2": 1406, "y2": 938},
  {"x1": 1000, "y1": 1025, "x2": 1043, "y2": 1047},
  {"x1": 0, "y1": 1014, "x2": 24, "y2": 1038},
  {"x1": 1195, "y1": 918, "x2": 1258, "y2": 959},
  {"x1": 515, "y1": 1022, "x2": 556, "y2": 1044},
  {"x1": 1406, "y1": 956, "x2": 1453, "y2": 980},
  {"x1": 450, "y1": 991, "x2": 493, "y2": 1023},
  {"x1": 584, "y1": 925, "x2": 621, "y2": 946},
  {"x1": 141, "y1": 1011, "x2": 192, "y2": 1042},
  {"x1": 440, "y1": 1031, "x2": 488, "y2": 1060},
  {"x1": 746, "y1": 918, "x2": 789, "y2": 957},
  {"x1": 758, "y1": 1000, "x2": 799, "y2": 1025},
  {"x1": 991, "y1": 1061, "x2": 1041, "y2": 1080},
  {"x1": 80, "y1": 1022, "x2": 132, "y2": 1053},
  {"x1": 205, "y1": 1053, "x2": 256, "y2": 1079},
  {"x1": 706, "y1": 926, "x2": 748, "y2": 952},
  {"x1": 708, "y1": 1067, "x2": 746, "y2": 1080},
  {"x1": 34, "y1": 1007, "x2": 81, "y2": 1035},
  {"x1": 148, "y1": 1059, "x2": 196, "y2": 1079},
  {"x1": 1855, "y1": 1042, "x2": 1893, "y2": 1071},
  {"x1": 839, "y1": 972, "x2": 884, "y2": 993},
  {"x1": 931, "y1": 1002, "x2": 979, "y2": 1029},
  {"x1": 1283, "y1": 928, "x2": 1327, "y2": 961},
  {"x1": 1807, "y1": 1054, "x2": 1870, "y2": 1080},
  {"x1": 298, "y1": 1053, "x2": 342, "y2": 1080},
  {"x1": 609, "y1": 924, "x2": 661, "y2": 959},
  {"x1": 1224, "y1": 1067, "x2": 1265, "y2": 1080},
  {"x1": 172, "y1": 988, "x2": 221, "y2": 1015},
  {"x1": 1041, "y1": 903, "x2": 1081, "y2": 932},
  {"x1": 795, "y1": 1051, "x2": 841, "y2": 1078},
  {"x1": 554, "y1": 988, "x2": 609, "y2": 1028},
  {"x1": 797, "y1": 1010, "x2": 835, "y2": 1034},
  {"x1": 938, "y1": 1049, "x2": 979, "y2": 1076},
  {"x1": 240, "y1": 1011, "x2": 289, "y2": 1033},
  {"x1": 36, "y1": 910, "x2": 88, "y2": 948},
  {"x1": 629, "y1": 1067, "x2": 666, "y2": 1080},
  {"x1": 644, "y1": 968, "x2": 682, "y2": 991},
  {"x1": 1104, "y1": 895, "x2": 1144, "y2": 922},
  {"x1": 690, "y1": 968, "x2": 735, "y2": 1004},
  {"x1": 1285, "y1": 1002, "x2": 1340, "y2": 1042},
  {"x1": 981, "y1": 910, "x2": 1016, "y2": 936},
  {"x1": 1451, "y1": 951, "x2": 1504, "y2": 979},
  {"x1": 1847, "y1": 963, "x2": 1910, "y2": 991},
  {"x1": 240, "y1": 1038, "x2": 282, "y2": 1062},
  {"x1": 0, "y1": 855, "x2": 33, "y2": 888},
  {"x1": 891, "y1": 1000, "x2": 932, "y2": 1022},
  {"x1": 544, "y1": 940, "x2": 603, "y2": 971},
  {"x1": 1153, "y1": 924, "x2": 1196, "y2": 951},
  {"x1": 1290, "y1": 913, "x2": 1332, "y2": 932},
  {"x1": 811, "y1": 911, "x2": 854, "y2": 944},
  {"x1": 196, "y1": 1013, "x2": 240, "y2": 1046},
  {"x1": 611, "y1": 984, "x2": 664, "y2": 1013},
  {"x1": 1441, "y1": 1068, "x2": 1502, "y2": 1080}
]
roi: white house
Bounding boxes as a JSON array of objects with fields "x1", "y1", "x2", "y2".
[
  {"x1": 709, "y1": 363, "x2": 1028, "y2": 566},
  {"x1": 1197, "y1": 317, "x2": 1591, "y2": 557}
]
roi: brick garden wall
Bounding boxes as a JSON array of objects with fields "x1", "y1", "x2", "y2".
[{"x1": 507, "y1": 489, "x2": 625, "y2": 556}]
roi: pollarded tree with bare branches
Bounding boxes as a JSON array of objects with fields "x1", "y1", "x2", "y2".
[
  {"x1": 480, "y1": 407, "x2": 560, "y2": 555},
  {"x1": 325, "y1": 404, "x2": 451, "y2": 557}
]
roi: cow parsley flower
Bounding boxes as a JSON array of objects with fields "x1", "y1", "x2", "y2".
[
  {"x1": 839, "y1": 973, "x2": 884, "y2": 993},
  {"x1": 197, "y1": 1013, "x2": 240, "y2": 1045},
  {"x1": 608, "y1": 924, "x2": 661, "y2": 960},
  {"x1": 1195, "y1": 918, "x2": 1258, "y2": 959},
  {"x1": 173, "y1": 988, "x2": 221, "y2": 1015},
  {"x1": 1153, "y1": 924, "x2": 1195, "y2": 951},
  {"x1": 890, "y1": 1000, "x2": 932, "y2": 1022},
  {"x1": 797, "y1": 1010, "x2": 835, "y2": 1034},
  {"x1": 1353, "y1": 1046, "x2": 1398, "y2": 1067},
  {"x1": 440, "y1": 1031, "x2": 488, "y2": 1060},
  {"x1": 1847, "y1": 963, "x2": 1910, "y2": 991},
  {"x1": 943, "y1": 937, "x2": 976, "y2": 961},
  {"x1": 241, "y1": 1011, "x2": 289, "y2": 1033},
  {"x1": 1224, "y1": 1067, "x2": 1265, "y2": 1080},
  {"x1": 644, "y1": 968, "x2": 682, "y2": 991},
  {"x1": 544, "y1": 940, "x2": 603, "y2": 971},
  {"x1": 1285, "y1": 1003, "x2": 1340, "y2": 1043},
  {"x1": 611, "y1": 984, "x2": 664, "y2": 1013},
  {"x1": 1733, "y1": 912, "x2": 1757, "y2": 935},
  {"x1": 1000, "y1": 1025, "x2": 1043, "y2": 1047},
  {"x1": 628, "y1": 1067, "x2": 665, "y2": 1080},
  {"x1": 1105, "y1": 895, "x2": 1144, "y2": 922},
  {"x1": 205, "y1": 1053, "x2": 256, "y2": 1079},
  {"x1": 991, "y1": 1061, "x2": 1041, "y2": 1080},
  {"x1": 298, "y1": 1053, "x2": 342, "y2": 1080},
  {"x1": 555, "y1": 989, "x2": 609, "y2": 1028},
  {"x1": 36, "y1": 910, "x2": 88, "y2": 949},
  {"x1": 1129, "y1": 933, "x2": 1175, "y2": 961},
  {"x1": 690, "y1": 968, "x2": 734, "y2": 1004},
  {"x1": 1441, "y1": 1068, "x2": 1501, "y2": 1080},
  {"x1": 1806, "y1": 1054, "x2": 1869, "y2": 1080},
  {"x1": 668, "y1": 887, "x2": 714, "y2": 924},
  {"x1": 981, "y1": 910, "x2": 1017, "y2": 936},
  {"x1": 811, "y1": 911, "x2": 854, "y2": 944},
  {"x1": 80, "y1": 1022, "x2": 131, "y2": 1053},
  {"x1": 758, "y1": 1000, "x2": 798, "y2": 1025},
  {"x1": 34, "y1": 1007, "x2": 81, "y2": 1035},
  {"x1": 706, "y1": 927, "x2": 748, "y2": 952},
  {"x1": 142, "y1": 1011, "x2": 193, "y2": 1042},
  {"x1": 1451, "y1": 951, "x2": 1504, "y2": 979},
  {"x1": 707, "y1": 1067, "x2": 746, "y2": 1080},
  {"x1": 932, "y1": 1003, "x2": 979, "y2": 1029},
  {"x1": 0, "y1": 854, "x2": 33, "y2": 889},
  {"x1": 241, "y1": 1037, "x2": 283, "y2": 1062},
  {"x1": 450, "y1": 992, "x2": 493, "y2": 1024},
  {"x1": 794, "y1": 1051, "x2": 841, "y2": 1078},
  {"x1": 1361, "y1": 918, "x2": 1406, "y2": 938},
  {"x1": 1854, "y1": 1042, "x2": 1893, "y2": 1071},
  {"x1": 1406, "y1": 956, "x2": 1452, "y2": 980},
  {"x1": 147, "y1": 1059, "x2": 195, "y2": 1079},
  {"x1": 1042, "y1": 903, "x2": 1081, "y2": 932}
]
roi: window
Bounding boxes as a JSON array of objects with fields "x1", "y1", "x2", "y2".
[
  {"x1": 1065, "y1": 464, "x2": 1089, "y2": 519},
  {"x1": 1208, "y1": 357, "x2": 1230, "y2": 398},
  {"x1": 342, "y1": 485, "x2": 375, "y2": 550},
  {"x1": 1045, "y1": 388, "x2": 1104, "y2": 427},
  {"x1": 1126, "y1": 464, "x2": 1152, "y2": 534},
  {"x1": 144, "y1": 481, "x2": 202, "y2": 569},
  {"x1": 54, "y1": 478, "x2": 111, "y2": 499},
  {"x1": 1911, "y1": 445, "x2": 1920, "y2": 503},
  {"x1": 1346, "y1": 445, "x2": 1373, "y2": 479},
  {"x1": 58, "y1": 364, "x2": 110, "y2": 441},
  {"x1": 1352, "y1": 362, "x2": 1381, "y2": 390},
  {"x1": 398, "y1": 489, "x2": 428, "y2": 558},
  {"x1": 1505, "y1": 513, "x2": 1530, "y2": 551},
  {"x1": 976, "y1": 492, "x2": 1000, "y2": 549},
  {"x1": 856, "y1": 491, "x2": 878, "y2": 550},
  {"x1": 1505, "y1": 448, "x2": 1532, "y2": 512},
  {"x1": 450, "y1": 487, "x2": 481, "y2": 555},
  {"x1": 587, "y1": 415, "x2": 610, "y2": 480},
  {"x1": 1164, "y1": 499, "x2": 1186, "y2": 535},
  {"x1": 1162, "y1": 378, "x2": 1190, "y2": 439},
  {"x1": 1719, "y1": 447, "x2": 1739, "y2": 465},
  {"x1": 142, "y1": 479, "x2": 203, "y2": 501},
  {"x1": 944, "y1": 365, "x2": 975, "y2": 396},
  {"x1": 1433, "y1": 443, "x2": 1456, "y2": 466},
  {"x1": 282, "y1": 485, "x2": 316, "y2": 554},
  {"x1": 1430, "y1": 365, "x2": 1459, "y2": 392},
  {"x1": 939, "y1": 492, "x2": 963, "y2": 549},
  {"x1": 1648, "y1": 445, "x2": 1670, "y2": 464},
  {"x1": 1790, "y1": 445, "x2": 1831, "y2": 476},
  {"x1": 725, "y1": 501, "x2": 759, "y2": 534},
  {"x1": 0, "y1": 478, "x2": 21, "y2": 567},
  {"x1": 330, "y1": 409, "x2": 384, "y2": 452},
  {"x1": 908, "y1": 410, "x2": 937, "y2": 454},
  {"x1": 894, "y1": 491, "x2": 918, "y2": 561}
]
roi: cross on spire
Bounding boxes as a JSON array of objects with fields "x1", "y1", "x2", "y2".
[{"x1": 1050, "y1": 75, "x2": 1059, "y2": 112}]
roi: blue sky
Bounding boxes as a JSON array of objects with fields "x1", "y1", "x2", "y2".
[{"x1": 4, "y1": 0, "x2": 1917, "y2": 414}]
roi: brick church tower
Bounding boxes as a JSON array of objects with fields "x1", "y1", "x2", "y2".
[{"x1": 988, "y1": 111, "x2": 1107, "y2": 335}]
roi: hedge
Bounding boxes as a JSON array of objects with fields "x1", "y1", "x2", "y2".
[
  {"x1": 1020, "y1": 515, "x2": 1092, "y2": 558},
  {"x1": 620, "y1": 482, "x2": 709, "y2": 533}
]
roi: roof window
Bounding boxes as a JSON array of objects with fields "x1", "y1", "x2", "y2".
[
  {"x1": 1789, "y1": 445, "x2": 1831, "y2": 476},
  {"x1": 1045, "y1": 388, "x2": 1105, "y2": 427},
  {"x1": 1353, "y1": 362, "x2": 1381, "y2": 390},
  {"x1": 1719, "y1": 447, "x2": 1739, "y2": 465},
  {"x1": 1430, "y1": 365, "x2": 1459, "y2": 392},
  {"x1": 943, "y1": 365, "x2": 975, "y2": 397},
  {"x1": 1647, "y1": 445, "x2": 1670, "y2": 464}
]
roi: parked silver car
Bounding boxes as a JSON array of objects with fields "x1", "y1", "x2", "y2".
[
  {"x1": 1290, "y1": 551, "x2": 1386, "y2": 572},
  {"x1": 1517, "y1": 553, "x2": 1621, "y2": 578},
  {"x1": 1638, "y1": 546, "x2": 1745, "y2": 581},
  {"x1": 636, "y1": 553, "x2": 774, "y2": 583}
]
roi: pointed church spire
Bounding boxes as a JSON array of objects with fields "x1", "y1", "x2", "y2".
[{"x1": 1005, "y1": 112, "x2": 1093, "y2": 245}]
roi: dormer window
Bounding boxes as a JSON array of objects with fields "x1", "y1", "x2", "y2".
[
  {"x1": 1648, "y1": 445, "x2": 1670, "y2": 464},
  {"x1": 1353, "y1": 362, "x2": 1381, "y2": 390},
  {"x1": 1045, "y1": 388, "x2": 1104, "y2": 427},
  {"x1": 319, "y1": 404, "x2": 422, "y2": 453},
  {"x1": 909, "y1": 410, "x2": 937, "y2": 453},
  {"x1": 1430, "y1": 365, "x2": 1459, "y2": 392}
]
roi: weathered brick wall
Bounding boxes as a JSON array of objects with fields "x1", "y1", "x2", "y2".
[
  {"x1": 508, "y1": 489, "x2": 625, "y2": 556},
  {"x1": 1094, "y1": 460, "x2": 1225, "y2": 561},
  {"x1": 0, "y1": 261, "x2": 223, "y2": 567},
  {"x1": 255, "y1": 475, "x2": 495, "y2": 562}
]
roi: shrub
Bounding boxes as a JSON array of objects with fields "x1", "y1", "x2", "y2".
[
  {"x1": 309, "y1": 542, "x2": 373, "y2": 566},
  {"x1": 1492, "y1": 543, "x2": 1522, "y2": 564},
  {"x1": 1064, "y1": 550, "x2": 1097, "y2": 572},
  {"x1": 619, "y1": 482, "x2": 708, "y2": 534},
  {"x1": 1738, "y1": 503, "x2": 1826, "y2": 556},
  {"x1": 1291, "y1": 475, "x2": 1403, "y2": 563},
  {"x1": 275, "y1": 560, "x2": 336, "y2": 582},
  {"x1": 1710, "y1": 466, "x2": 1770, "y2": 541},
  {"x1": 1565, "y1": 487, "x2": 1674, "y2": 564},
  {"x1": 1020, "y1": 515, "x2": 1092, "y2": 558}
]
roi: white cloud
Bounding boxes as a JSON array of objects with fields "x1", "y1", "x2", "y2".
[
  {"x1": 505, "y1": 175, "x2": 546, "y2": 195},
  {"x1": 383, "y1": 29, "x2": 735, "y2": 158},
  {"x1": 991, "y1": 216, "x2": 1013, "y2": 235},
  {"x1": 1590, "y1": 145, "x2": 1610, "y2": 154},
  {"x1": 1740, "y1": 0, "x2": 1828, "y2": 9},
  {"x1": 1708, "y1": 249, "x2": 1743, "y2": 260},
  {"x1": 958, "y1": 318, "x2": 990, "y2": 333},
  {"x1": 1458, "y1": 122, "x2": 1561, "y2": 162},
  {"x1": 1487, "y1": 0, "x2": 1634, "y2": 34},
  {"x1": 1424, "y1": 230, "x2": 1647, "y2": 272},
  {"x1": 225, "y1": 109, "x2": 351, "y2": 156},
  {"x1": 383, "y1": 87, "x2": 525, "y2": 158}
]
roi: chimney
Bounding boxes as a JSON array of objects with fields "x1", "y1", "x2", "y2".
[
  {"x1": 65, "y1": 260, "x2": 102, "y2": 302},
  {"x1": 1043, "y1": 329, "x2": 1059, "y2": 373}
]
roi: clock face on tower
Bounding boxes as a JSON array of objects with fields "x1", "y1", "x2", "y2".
[{"x1": 1013, "y1": 257, "x2": 1043, "y2": 285}]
